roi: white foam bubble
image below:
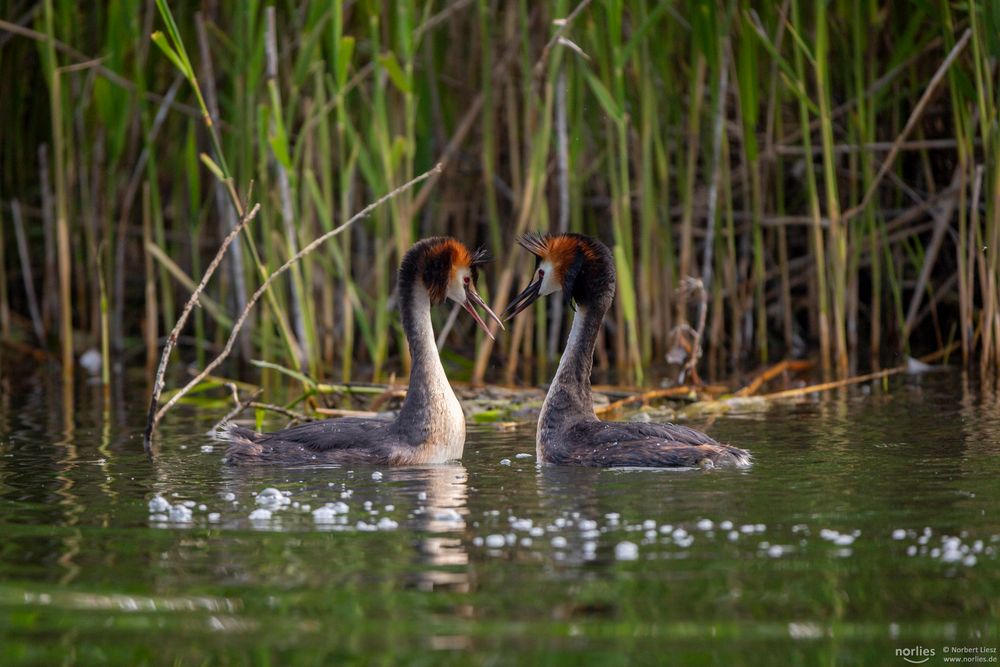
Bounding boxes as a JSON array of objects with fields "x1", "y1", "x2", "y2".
[
  {"x1": 432, "y1": 508, "x2": 463, "y2": 523},
  {"x1": 255, "y1": 488, "x2": 288, "y2": 508},
  {"x1": 312, "y1": 507, "x2": 338, "y2": 523},
  {"x1": 148, "y1": 495, "x2": 171, "y2": 513},
  {"x1": 615, "y1": 541, "x2": 639, "y2": 560},
  {"x1": 377, "y1": 517, "x2": 399, "y2": 530},
  {"x1": 169, "y1": 504, "x2": 193, "y2": 522}
]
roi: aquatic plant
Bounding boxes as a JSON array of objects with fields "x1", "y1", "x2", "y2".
[{"x1": 1, "y1": 0, "x2": 998, "y2": 403}]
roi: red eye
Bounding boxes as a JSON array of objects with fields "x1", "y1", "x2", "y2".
[
  {"x1": 463, "y1": 276, "x2": 471, "y2": 285},
  {"x1": 538, "y1": 269, "x2": 545, "y2": 278}
]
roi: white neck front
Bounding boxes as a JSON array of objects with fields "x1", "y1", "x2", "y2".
[
  {"x1": 395, "y1": 285, "x2": 465, "y2": 462},
  {"x1": 537, "y1": 305, "x2": 600, "y2": 454}
]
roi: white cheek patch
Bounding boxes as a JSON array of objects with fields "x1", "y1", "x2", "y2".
[
  {"x1": 446, "y1": 268, "x2": 469, "y2": 303},
  {"x1": 538, "y1": 260, "x2": 560, "y2": 296}
]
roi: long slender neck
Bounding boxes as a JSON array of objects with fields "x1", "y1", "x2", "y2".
[
  {"x1": 395, "y1": 284, "x2": 464, "y2": 451},
  {"x1": 538, "y1": 296, "x2": 609, "y2": 438},
  {"x1": 397, "y1": 286, "x2": 450, "y2": 419}
]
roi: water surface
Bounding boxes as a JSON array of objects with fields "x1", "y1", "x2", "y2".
[{"x1": 1, "y1": 372, "x2": 998, "y2": 664}]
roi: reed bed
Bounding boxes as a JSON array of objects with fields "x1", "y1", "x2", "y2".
[{"x1": 1, "y1": 0, "x2": 999, "y2": 406}]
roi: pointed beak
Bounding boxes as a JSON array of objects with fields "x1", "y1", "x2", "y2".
[
  {"x1": 464, "y1": 282, "x2": 504, "y2": 340},
  {"x1": 501, "y1": 276, "x2": 543, "y2": 321}
]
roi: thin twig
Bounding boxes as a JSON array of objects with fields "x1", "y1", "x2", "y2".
[
  {"x1": 548, "y1": 69, "x2": 571, "y2": 360},
  {"x1": 532, "y1": 0, "x2": 594, "y2": 82},
  {"x1": 369, "y1": 388, "x2": 407, "y2": 412},
  {"x1": 758, "y1": 366, "x2": 904, "y2": 400},
  {"x1": 196, "y1": 12, "x2": 251, "y2": 361},
  {"x1": 595, "y1": 386, "x2": 699, "y2": 416},
  {"x1": 247, "y1": 400, "x2": 311, "y2": 423},
  {"x1": 314, "y1": 408, "x2": 380, "y2": 418},
  {"x1": 774, "y1": 138, "x2": 963, "y2": 155},
  {"x1": 734, "y1": 359, "x2": 815, "y2": 397},
  {"x1": 843, "y1": 28, "x2": 971, "y2": 222},
  {"x1": 902, "y1": 166, "x2": 965, "y2": 339},
  {"x1": 701, "y1": 40, "x2": 729, "y2": 293},
  {"x1": 411, "y1": 43, "x2": 518, "y2": 217},
  {"x1": 143, "y1": 201, "x2": 261, "y2": 452},
  {"x1": 673, "y1": 277, "x2": 707, "y2": 385},
  {"x1": 211, "y1": 383, "x2": 263, "y2": 432},
  {"x1": 10, "y1": 201, "x2": 45, "y2": 345},
  {"x1": 149, "y1": 165, "x2": 442, "y2": 434},
  {"x1": 114, "y1": 75, "x2": 184, "y2": 354},
  {"x1": 414, "y1": 0, "x2": 476, "y2": 40},
  {"x1": 0, "y1": 17, "x2": 204, "y2": 121},
  {"x1": 436, "y1": 302, "x2": 462, "y2": 350},
  {"x1": 266, "y1": 7, "x2": 308, "y2": 367}
]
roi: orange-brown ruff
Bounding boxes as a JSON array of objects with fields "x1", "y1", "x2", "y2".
[
  {"x1": 507, "y1": 233, "x2": 751, "y2": 469},
  {"x1": 220, "y1": 237, "x2": 497, "y2": 466}
]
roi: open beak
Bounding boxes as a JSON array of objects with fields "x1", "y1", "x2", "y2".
[
  {"x1": 464, "y1": 282, "x2": 504, "y2": 340},
  {"x1": 501, "y1": 276, "x2": 542, "y2": 321}
]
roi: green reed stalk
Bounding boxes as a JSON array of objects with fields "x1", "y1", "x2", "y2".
[
  {"x1": 8, "y1": 1, "x2": 1000, "y2": 397},
  {"x1": 153, "y1": 0, "x2": 307, "y2": 380},
  {"x1": 814, "y1": 1, "x2": 848, "y2": 377},
  {"x1": 43, "y1": 0, "x2": 74, "y2": 392},
  {"x1": 734, "y1": 6, "x2": 767, "y2": 364},
  {"x1": 790, "y1": 0, "x2": 831, "y2": 374},
  {"x1": 677, "y1": 52, "x2": 706, "y2": 327}
]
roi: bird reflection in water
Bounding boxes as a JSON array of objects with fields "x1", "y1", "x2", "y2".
[{"x1": 393, "y1": 464, "x2": 472, "y2": 594}]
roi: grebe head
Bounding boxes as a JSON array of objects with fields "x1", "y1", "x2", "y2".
[
  {"x1": 502, "y1": 233, "x2": 615, "y2": 320},
  {"x1": 399, "y1": 237, "x2": 504, "y2": 338}
]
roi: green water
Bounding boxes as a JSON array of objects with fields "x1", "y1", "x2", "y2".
[{"x1": 1, "y1": 372, "x2": 999, "y2": 665}]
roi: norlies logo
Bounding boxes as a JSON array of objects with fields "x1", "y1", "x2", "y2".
[{"x1": 896, "y1": 646, "x2": 936, "y2": 664}]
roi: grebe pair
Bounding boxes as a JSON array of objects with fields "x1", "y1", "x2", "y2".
[{"x1": 221, "y1": 235, "x2": 750, "y2": 469}]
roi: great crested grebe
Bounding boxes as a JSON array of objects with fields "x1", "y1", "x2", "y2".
[
  {"x1": 503, "y1": 233, "x2": 751, "y2": 469},
  {"x1": 220, "y1": 237, "x2": 502, "y2": 466}
]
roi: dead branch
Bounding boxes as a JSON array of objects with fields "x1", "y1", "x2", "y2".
[
  {"x1": 144, "y1": 201, "x2": 260, "y2": 452},
  {"x1": 146, "y1": 164, "x2": 442, "y2": 442}
]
